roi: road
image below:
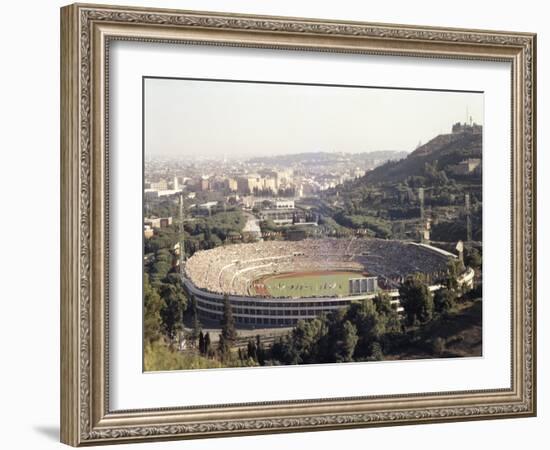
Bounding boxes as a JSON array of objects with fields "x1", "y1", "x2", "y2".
[{"x1": 242, "y1": 211, "x2": 263, "y2": 240}]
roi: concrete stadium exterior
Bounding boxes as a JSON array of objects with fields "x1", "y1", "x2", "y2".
[{"x1": 182, "y1": 238, "x2": 474, "y2": 327}]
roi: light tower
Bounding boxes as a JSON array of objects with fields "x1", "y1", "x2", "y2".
[
  {"x1": 418, "y1": 187, "x2": 425, "y2": 242},
  {"x1": 178, "y1": 194, "x2": 185, "y2": 275},
  {"x1": 419, "y1": 187, "x2": 425, "y2": 222},
  {"x1": 456, "y1": 240, "x2": 464, "y2": 263},
  {"x1": 465, "y1": 193, "x2": 472, "y2": 242}
]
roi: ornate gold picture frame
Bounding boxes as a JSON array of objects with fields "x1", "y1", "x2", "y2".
[{"x1": 60, "y1": 3, "x2": 536, "y2": 446}]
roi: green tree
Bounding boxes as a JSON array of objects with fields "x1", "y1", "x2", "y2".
[
  {"x1": 272, "y1": 317, "x2": 328, "y2": 365},
  {"x1": 373, "y1": 292, "x2": 402, "y2": 334},
  {"x1": 256, "y1": 335, "x2": 265, "y2": 366},
  {"x1": 465, "y1": 247, "x2": 482, "y2": 270},
  {"x1": 156, "y1": 272, "x2": 188, "y2": 342},
  {"x1": 247, "y1": 339, "x2": 257, "y2": 362},
  {"x1": 149, "y1": 249, "x2": 173, "y2": 283},
  {"x1": 336, "y1": 320, "x2": 359, "y2": 362},
  {"x1": 161, "y1": 273, "x2": 189, "y2": 311},
  {"x1": 218, "y1": 333, "x2": 231, "y2": 361},
  {"x1": 198, "y1": 331, "x2": 205, "y2": 355},
  {"x1": 445, "y1": 259, "x2": 462, "y2": 291},
  {"x1": 220, "y1": 295, "x2": 237, "y2": 344},
  {"x1": 399, "y1": 275, "x2": 434, "y2": 326},
  {"x1": 369, "y1": 342, "x2": 384, "y2": 361},
  {"x1": 204, "y1": 332, "x2": 212, "y2": 356},
  {"x1": 143, "y1": 274, "x2": 164, "y2": 344},
  {"x1": 434, "y1": 287, "x2": 457, "y2": 315},
  {"x1": 159, "y1": 283, "x2": 185, "y2": 340},
  {"x1": 291, "y1": 317, "x2": 329, "y2": 364},
  {"x1": 346, "y1": 299, "x2": 385, "y2": 358},
  {"x1": 189, "y1": 295, "x2": 201, "y2": 348}
]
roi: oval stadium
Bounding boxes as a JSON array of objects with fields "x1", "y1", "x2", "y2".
[{"x1": 182, "y1": 238, "x2": 474, "y2": 327}]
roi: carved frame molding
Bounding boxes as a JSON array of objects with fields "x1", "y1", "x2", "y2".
[{"x1": 60, "y1": 3, "x2": 536, "y2": 446}]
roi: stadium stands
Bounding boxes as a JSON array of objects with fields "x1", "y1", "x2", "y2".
[
  {"x1": 182, "y1": 238, "x2": 466, "y2": 327},
  {"x1": 184, "y1": 238, "x2": 452, "y2": 296}
]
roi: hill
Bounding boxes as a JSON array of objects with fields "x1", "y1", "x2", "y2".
[
  {"x1": 316, "y1": 126, "x2": 483, "y2": 242},
  {"x1": 362, "y1": 131, "x2": 482, "y2": 185}
]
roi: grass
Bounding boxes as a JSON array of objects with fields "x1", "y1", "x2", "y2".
[
  {"x1": 385, "y1": 298, "x2": 482, "y2": 360},
  {"x1": 257, "y1": 271, "x2": 367, "y2": 298},
  {"x1": 144, "y1": 340, "x2": 224, "y2": 371}
]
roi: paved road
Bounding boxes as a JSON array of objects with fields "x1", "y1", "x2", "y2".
[
  {"x1": 242, "y1": 211, "x2": 262, "y2": 240},
  {"x1": 183, "y1": 322, "x2": 292, "y2": 347}
]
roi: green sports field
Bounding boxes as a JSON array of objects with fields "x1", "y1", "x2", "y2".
[{"x1": 254, "y1": 271, "x2": 367, "y2": 298}]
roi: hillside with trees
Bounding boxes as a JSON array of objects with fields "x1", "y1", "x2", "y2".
[
  {"x1": 316, "y1": 129, "x2": 482, "y2": 243},
  {"x1": 361, "y1": 131, "x2": 481, "y2": 185}
]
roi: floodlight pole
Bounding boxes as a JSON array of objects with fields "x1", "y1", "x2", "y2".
[{"x1": 179, "y1": 194, "x2": 185, "y2": 276}]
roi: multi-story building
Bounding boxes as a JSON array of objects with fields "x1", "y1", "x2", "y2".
[
  {"x1": 149, "y1": 179, "x2": 168, "y2": 191},
  {"x1": 237, "y1": 175, "x2": 278, "y2": 194},
  {"x1": 144, "y1": 217, "x2": 173, "y2": 229},
  {"x1": 199, "y1": 176, "x2": 210, "y2": 191},
  {"x1": 272, "y1": 199, "x2": 295, "y2": 209},
  {"x1": 259, "y1": 199, "x2": 302, "y2": 226},
  {"x1": 225, "y1": 177, "x2": 238, "y2": 192},
  {"x1": 276, "y1": 169, "x2": 293, "y2": 187}
]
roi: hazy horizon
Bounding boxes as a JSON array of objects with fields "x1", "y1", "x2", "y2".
[
  {"x1": 144, "y1": 148, "x2": 409, "y2": 162},
  {"x1": 145, "y1": 78, "x2": 484, "y2": 159}
]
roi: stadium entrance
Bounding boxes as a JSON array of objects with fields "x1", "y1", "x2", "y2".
[{"x1": 349, "y1": 276, "x2": 378, "y2": 295}]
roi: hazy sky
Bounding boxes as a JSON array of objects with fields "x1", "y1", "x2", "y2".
[{"x1": 144, "y1": 77, "x2": 483, "y2": 159}]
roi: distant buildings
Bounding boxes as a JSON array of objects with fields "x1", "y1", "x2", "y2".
[
  {"x1": 149, "y1": 179, "x2": 168, "y2": 191},
  {"x1": 237, "y1": 174, "x2": 278, "y2": 194},
  {"x1": 144, "y1": 189, "x2": 180, "y2": 200},
  {"x1": 144, "y1": 176, "x2": 182, "y2": 199},
  {"x1": 144, "y1": 225, "x2": 154, "y2": 239},
  {"x1": 272, "y1": 199, "x2": 295, "y2": 209},
  {"x1": 448, "y1": 158, "x2": 481, "y2": 175},
  {"x1": 144, "y1": 217, "x2": 173, "y2": 229},
  {"x1": 186, "y1": 201, "x2": 220, "y2": 216},
  {"x1": 257, "y1": 198, "x2": 304, "y2": 226},
  {"x1": 225, "y1": 178, "x2": 238, "y2": 192},
  {"x1": 199, "y1": 176, "x2": 210, "y2": 191},
  {"x1": 144, "y1": 153, "x2": 380, "y2": 206},
  {"x1": 144, "y1": 216, "x2": 175, "y2": 238},
  {"x1": 258, "y1": 208, "x2": 296, "y2": 226}
]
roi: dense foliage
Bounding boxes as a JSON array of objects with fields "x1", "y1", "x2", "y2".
[{"x1": 267, "y1": 293, "x2": 401, "y2": 364}]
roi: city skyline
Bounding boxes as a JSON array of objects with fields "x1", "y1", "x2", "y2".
[{"x1": 144, "y1": 78, "x2": 484, "y2": 159}]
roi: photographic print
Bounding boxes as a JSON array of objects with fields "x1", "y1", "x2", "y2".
[
  {"x1": 143, "y1": 78, "x2": 483, "y2": 371},
  {"x1": 61, "y1": 5, "x2": 536, "y2": 444}
]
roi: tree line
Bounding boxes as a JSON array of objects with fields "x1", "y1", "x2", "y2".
[{"x1": 210, "y1": 260, "x2": 469, "y2": 368}]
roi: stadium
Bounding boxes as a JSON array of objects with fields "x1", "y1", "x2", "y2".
[{"x1": 182, "y1": 238, "x2": 474, "y2": 327}]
